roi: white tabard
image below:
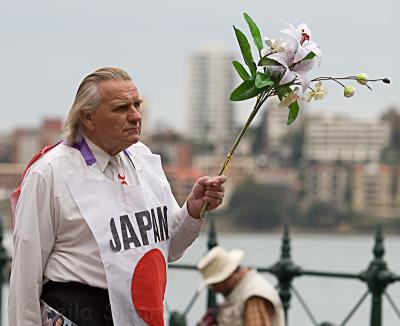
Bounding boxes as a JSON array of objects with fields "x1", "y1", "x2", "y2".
[{"x1": 66, "y1": 148, "x2": 175, "y2": 326}]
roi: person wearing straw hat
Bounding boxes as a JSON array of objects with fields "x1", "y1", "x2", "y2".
[{"x1": 197, "y1": 246, "x2": 285, "y2": 326}]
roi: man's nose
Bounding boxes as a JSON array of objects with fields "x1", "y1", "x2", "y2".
[{"x1": 127, "y1": 107, "x2": 141, "y2": 121}]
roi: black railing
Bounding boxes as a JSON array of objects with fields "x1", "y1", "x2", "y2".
[
  {"x1": 0, "y1": 218, "x2": 399, "y2": 326},
  {"x1": 168, "y1": 221, "x2": 400, "y2": 326}
]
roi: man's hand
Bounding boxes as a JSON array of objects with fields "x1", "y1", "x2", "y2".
[{"x1": 187, "y1": 175, "x2": 227, "y2": 219}]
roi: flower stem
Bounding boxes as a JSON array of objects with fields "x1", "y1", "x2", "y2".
[
  {"x1": 199, "y1": 92, "x2": 270, "y2": 218},
  {"x1": 312, "y1": 76, "x2": 389, "y2": 83},
  {"x1": 312, "y1": 76, "x2": 346, "y2": 88}
]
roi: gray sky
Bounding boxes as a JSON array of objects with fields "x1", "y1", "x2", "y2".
[{"x1": 1, "y1": 0, "x2": 398, "y2": 134}]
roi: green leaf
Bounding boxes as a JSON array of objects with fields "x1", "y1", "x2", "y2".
[
  {"x1": 232, "y1": 61, "x2": 251, "y2": 81},
  {"x1": 233, "y1": 25, "x2": 257, "y2": 76},
  {"x1": 255, "y1": 72, "x2": 274, "y2": 88},
  {"x1": 303, "y1": 52, "x2": 316, "y2": 60},
  {"x1": 276, "y1": 85, "x2": 292, "y2": 101},
  {"x1": 230, "y1": 79, "x2": 266, "y2": 101},
  {"x1": 243, "y1": 13, "x2": 263, "y2": 54},
  {"x1": 258, "y1": 56, "x2": 281, "y2": 67},
  {"x1": 287, "y1": 100, "x2": 300, "y2": 125}
]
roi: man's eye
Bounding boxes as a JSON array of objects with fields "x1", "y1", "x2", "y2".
[
  {"x1": 115, "y1": 105, "x2": 128, "y2": 111},
  {"x1": 133, "y1": 101, "x2": 142, "y2": 110}
]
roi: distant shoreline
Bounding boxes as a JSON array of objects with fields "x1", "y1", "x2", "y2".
[{"x1": 201, "y1": 224, "x2": 400, "y2": 236}]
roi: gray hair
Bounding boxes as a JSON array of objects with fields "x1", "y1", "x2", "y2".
[{"x1": 63, "y1": 67, "x2": 132, "y2": 145}]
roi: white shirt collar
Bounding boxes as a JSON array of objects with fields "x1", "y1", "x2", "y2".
[{"x1": 84, "y1": 136, "x2": 114, "y2": 173}]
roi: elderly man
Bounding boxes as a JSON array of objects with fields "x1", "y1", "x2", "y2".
[
  {"x1": 197, "y1": 246, "x2": 285, "y2": 326},
  {"x1": 9, "y1": 67, "x2": 226, "y2": 326}
]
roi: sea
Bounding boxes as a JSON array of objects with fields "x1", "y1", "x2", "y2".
[
  {"x1": 166, "y1": 231, "x2": 400, "y2": 326},
  {"x1": 2, "y1": 230, "x2": 400, "y2": 326}
]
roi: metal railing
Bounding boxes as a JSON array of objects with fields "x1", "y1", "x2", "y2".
[
  {"x1": 168, "y1": 221, "x2": 400, "y2": 326},
  {"x1": 0, "y1": 218, "x2": 398, "y2": 326}
]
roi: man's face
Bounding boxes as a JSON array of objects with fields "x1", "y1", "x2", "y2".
[
  {"x1": 211, "y1": 279, "x2": 231, "y2": 296},
  {"x1": 83, "y1": 79, "x2": 142, "y2": 155}
]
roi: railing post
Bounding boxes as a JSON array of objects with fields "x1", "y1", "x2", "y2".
[
  {"x1": 206, "y1": 218, "x2": 218, "y2": 309},
  {"x1": 169, "y1": 312, "x2": 187, "y2": 326},
  {"x1": 270, "y1": 225, "x2": 301, "y2": 325},
  {"x1": 369, "y1": 226, "x2": 385, "y2": 326},
  {"x1": 360, "y1": 226, "x2": 395, "y2": 326}
]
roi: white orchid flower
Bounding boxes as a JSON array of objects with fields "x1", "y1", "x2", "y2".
[
  {"x1": 282, "y1": 22, "x2": 312, "y2": 41},
  {"x1": 262, "y1": 37, "x2": 286, "y2": 55},
  {"x1": 282, "y1": 23, "x2": 322, "y2": 63},
  {"x1": 304, "y1": 81, "x2": 327, "y2": 101},
  {"x1": 267, "y1": 37, "x2": 316, "y2": 92},
  {"x1": 278, "y1": 87, "x2": 299, "y2": 109},
  {"x1": 314, "y1": 81, "x2": 327, "y2": 100},
  {"x1": 261, "y1": 22, "x2": 322, "y2": 93}
]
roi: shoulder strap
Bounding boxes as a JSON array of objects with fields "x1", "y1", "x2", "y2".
[{"x1": 10, "y1": 142, "x2": 61, "y2": 228}]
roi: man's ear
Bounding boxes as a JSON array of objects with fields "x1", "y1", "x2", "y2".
[{"x1": 80, "y1": 109, "x2": 95, "y2": 132}]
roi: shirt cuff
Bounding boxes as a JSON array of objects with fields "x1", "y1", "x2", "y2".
[{"x1": 179, "y1": 201, "x2": 204, "y2": 232}]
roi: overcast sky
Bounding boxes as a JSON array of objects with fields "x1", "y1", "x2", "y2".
[{"x1": 1, "y1": 0, "x2": 398, "y2": 134}]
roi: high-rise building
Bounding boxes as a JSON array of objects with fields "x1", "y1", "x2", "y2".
[
  {"x1": 303, "y1": 163, "x2": 350, "y2": 207},
  {"x1": 186, "y1": 43, "x2": 235, "y2": 154},
  {"x1": 304, "y1": 116, "x2": 390, "y2": 163},
  {"x1": 352, "y1": 163, "x2": 400, "y2": 218}
]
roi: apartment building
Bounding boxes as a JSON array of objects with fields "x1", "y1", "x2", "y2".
[
  {"x1": 304, "y1": 116, "x2": 390, "y2": 163},
  {"x1": 186, "y1": 43, "x2": 235, "y2": 154}
]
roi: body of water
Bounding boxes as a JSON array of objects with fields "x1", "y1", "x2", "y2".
[
  {"x1": 166, "y1": 231, "x2": 400, "y2": 326},
  {"x1": 3, "y1": 230, "x2": 400, "y2": 325}
]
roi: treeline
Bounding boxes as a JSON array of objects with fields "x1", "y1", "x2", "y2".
[{"x1": 217, "y1": 178, "x2": 400, "y2": 231}]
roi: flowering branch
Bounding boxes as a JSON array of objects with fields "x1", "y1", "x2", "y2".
[
  {"x1": 200, "y1": 91, "x2": 271, "y2": 217},
  {"x1": 313, "y1": 76, "x2": 390, "y2": 83},
  {"x1": 199, "y1": 13, "x2": 390, "y2": 218}
]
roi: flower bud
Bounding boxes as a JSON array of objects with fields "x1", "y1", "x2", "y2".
[
  {"x1": 278, "y1": 87, "x2": 299, "y2": 109},
  {"x1": 344, "y1": 86, "x2": 355, "y2": 98},
  {"x1": 355, "y1": 73, "x2": 369, "y2": 85}
]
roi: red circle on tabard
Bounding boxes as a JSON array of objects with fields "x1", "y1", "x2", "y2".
[{"x1": 131, "y1": 249, "x2": 167, "y2": 326}]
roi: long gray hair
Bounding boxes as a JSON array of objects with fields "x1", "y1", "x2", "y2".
[{"x1": 63, "y1": 67, "x2": 131, "y2": 145}]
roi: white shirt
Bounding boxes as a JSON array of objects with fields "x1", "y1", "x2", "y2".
[{"x1": 9, "y1": 138, "x2": 203, "y2": 326}]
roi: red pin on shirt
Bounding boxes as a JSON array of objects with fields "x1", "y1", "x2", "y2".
[
  {"x1": 131, "y1": 249, "x2": 166, "y2": 326},
  {"x1": 118, "y1": 174, "x2": 128, "y2": 186}
]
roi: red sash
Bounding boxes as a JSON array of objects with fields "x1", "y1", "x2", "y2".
[{"x1": 10, "y1": 142, "x2": 60, "y2": 228}]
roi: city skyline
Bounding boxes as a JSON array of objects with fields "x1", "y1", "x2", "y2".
[
  {"x1": 1, "y1": 1, "x2": 398, "y2": 134},
  {"x1": 186, "y1": 43, "x2": 235, "y2": 152},
  {"x1": 1, "y1": 105, "x2": 400, "y2": 219}
]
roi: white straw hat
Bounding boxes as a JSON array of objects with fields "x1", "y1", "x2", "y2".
[{"x1": 197, "y1": 246, "x2": 245, "y2": 289}]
